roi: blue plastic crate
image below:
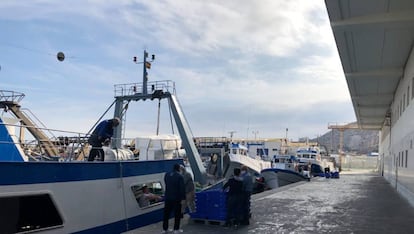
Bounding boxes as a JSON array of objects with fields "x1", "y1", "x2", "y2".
[
  {"x1": 204, "y1": 208, "x2": 227, "y2": 221},
  {"x1": 191, "y1": 189, "x2": 228, "y2": 221}
]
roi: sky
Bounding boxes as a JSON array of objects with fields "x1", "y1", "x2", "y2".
[{"x1": 0, "y1": 0, "x2": 355, "y2": 141}]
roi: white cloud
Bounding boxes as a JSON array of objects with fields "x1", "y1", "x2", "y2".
[
  {"x1": 133, "y1": 0, "x2": 326, "y2": 57},
  {"x1": 0, "y1": 0, "x2": 355, "y2": 140},
  {"x1": 0, "y1": 1, "x2": 327, "y2": 56}
]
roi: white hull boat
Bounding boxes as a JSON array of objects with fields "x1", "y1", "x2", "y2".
[
  {"x1": 261, "y1": 155, "x2": 309, "y2": 189},
  {"x1": 261, "y1": 168, "x2": 309, "y2": 189},
  {"x1": 223, "y1": 143, "x2": 271, "y2": 178},
  {"x1": 0, "y1": 58, "x2": 208, "y2": 233}
]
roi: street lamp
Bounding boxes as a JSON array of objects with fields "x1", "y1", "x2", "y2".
[
  {"x1": 229, "y1": 131, "x2": 236, "y2": 141},
  {"x1": 252, "y1": 130, "x2": 259, "y2": 140}
]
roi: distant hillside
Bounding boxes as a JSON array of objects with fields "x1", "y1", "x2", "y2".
[{"x1": 311, "y1": 124, "x2": 379, "y2": 154}]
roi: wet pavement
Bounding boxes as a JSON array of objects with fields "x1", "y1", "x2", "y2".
[{"x1": 128, "y1": 172, "x2": 414, "y2": 233}]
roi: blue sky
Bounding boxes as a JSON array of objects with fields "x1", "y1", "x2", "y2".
[{"x1": 0, "y1": 0, "x2": 354, "y2": 141}]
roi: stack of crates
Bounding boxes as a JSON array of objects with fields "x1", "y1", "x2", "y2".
[{"x1": 190, "y1": 189, "x2": 227, "y2": 221}]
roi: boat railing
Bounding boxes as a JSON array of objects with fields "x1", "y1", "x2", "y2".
[
  {"x1": 20, "y1": 107, "x2": 60, "y2": 141},
  {"x1": 0, "y1": 90, "x2": 25, "y2": 104},
  {"x1": 114, "y1": 80, "x2": 176, "y2": 97},
  {"x1": 0, "y1": 121, "x2": 90, "y2": 161},
  {"x1": 194, "y1": 137, "x2": 230, "y2": 148},
  {"x1": 0, "y1": 121, "x2": 143, "y2": 162}
]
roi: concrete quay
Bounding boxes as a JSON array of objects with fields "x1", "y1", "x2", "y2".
[{"x1": 129, "y1": 171, "x2": 414, "y2": 233}]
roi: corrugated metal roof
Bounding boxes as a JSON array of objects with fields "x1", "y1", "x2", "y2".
[{"x1": 325, "y1": 0, "x2": 414, "y2": 129}]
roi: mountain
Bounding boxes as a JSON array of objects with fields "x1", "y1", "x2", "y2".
[{"x1": 311, "y1": 125, "x2": 379, "y2": 154}]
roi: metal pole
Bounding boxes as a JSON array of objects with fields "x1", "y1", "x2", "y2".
[
  {"x1": 156, "y1": 99, "x2": 161, "y2": 135},
  {"x1": 143, "y1": 50, "x2": 148, "y2": 95},
  {"x1": 285, "y1": 128, "x2": 288, "y2": 140},
  {"x1": 220, "y1": 147, "x2": 224, "y2": 178}
]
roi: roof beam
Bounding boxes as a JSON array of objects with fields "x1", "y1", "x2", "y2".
[
  {"x1": 358, "y1": 116, "x2": 386, "y2": 122},
  {"x1": 345, "y1": 68, "x2": 403, "y2": 79},
  {"x1": 352, "y1": 93, "x2": 394, "y2": 101},
  {"x1": 357, "y1": 104, "x2": 389, "y2": 109},
  {"x1": 359, "y1": 113, "x2": 386, "y2": 118},
  {"x1": 331, "y1": 10, "x2": 414, "y2": 29}
]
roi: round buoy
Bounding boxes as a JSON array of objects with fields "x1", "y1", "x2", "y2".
[{"x1": 57, "y1": 52, "x2": 65, "y2": 62}]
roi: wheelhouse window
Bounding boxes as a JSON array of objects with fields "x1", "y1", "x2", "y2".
[
  {"x1": 0, "y1": 194, "x2": 63, "y2": 233},
  {"x1": 403, "y1": 94, "x2": 406, "y2": 111},
  {"x1": 131, "y1": 181, "x2": 164, "y2": 208},
  {"x1": 412, "y1": 77, "x2": 414, "y2": 99},
  {"x1": 406, "y1": 150, "x2": 408, "y2": 168}
]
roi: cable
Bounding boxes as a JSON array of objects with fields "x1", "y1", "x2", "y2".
[{"x1": 0, "y1": 42, "x2": 55, "y2": 56}]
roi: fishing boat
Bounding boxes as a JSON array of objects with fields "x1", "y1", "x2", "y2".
[
  {"x1": 260, "y1": 155, "x2": 309, "y2": 189},
  {"x1": 222, "y1": 142, "x2": 271, "y2": 179},
  {"x1": 196, "y1": 138, "x2": 271, "y2": 186},
  {"x1": 296, "y1": 146, "x2": 335, "y2": 176},
  {"x1": 0, "y1": 51, "x2": 207, "y2": 233}
]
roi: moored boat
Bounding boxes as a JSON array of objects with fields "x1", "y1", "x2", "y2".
[
  {"x1": 223, "y1": 142, "x2": 271, "y2": 179},
  {"x1": 261, "y1": 155, "x2": 309, "y2": 189},
  {"x1": 195, "y1": 138, "x2": 271, "y2": 186},
  {"x1": 0, "y1": 106, "x2": 185, "y2": 233},
  {"x1": 0, "y1": 158, "x2": 181, "y2": 233},
  {"x1": 0, "y1": 51, "x2": 208, "y2": 233},
  {"x1": 296, "y1": 146, "x2": 333, "y2": 176}
]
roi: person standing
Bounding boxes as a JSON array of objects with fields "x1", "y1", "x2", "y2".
[
  {"x1": 180, "y1": 165, "x2": 196, "y2": 214},
  {"x1": 222, "y1": 168, "x2": 243, "y2": 228},
  {"x1": 240, "y1": 165, "x2": 253, "y2": 225},
  {"x1": 206, "y1": 154, "x2": 218, "y2": 185},
  {"x1": 87, "y1": 117, "x2": 120, "y2": 161},
  {"x1": 162, "y1": 164, "x2": 185, "y2": 234}
]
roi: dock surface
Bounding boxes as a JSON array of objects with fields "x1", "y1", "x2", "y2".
[{"x1": 128, "y1": 171, "x2": 414, "y2": 233}]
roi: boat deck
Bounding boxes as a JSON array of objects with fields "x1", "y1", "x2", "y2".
[{"x1": 128, "y1": 171, "x2": 414, "y2": 233}]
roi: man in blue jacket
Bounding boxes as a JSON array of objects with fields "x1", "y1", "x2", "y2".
[
  {"x1": 87, "y1": 117, "x2": 120, "y2": 161},
  {"x1": 162, "y1": 163, "x2": 185, "y2": 233}
]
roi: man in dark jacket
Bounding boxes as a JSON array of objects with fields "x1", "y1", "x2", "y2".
[
  {"x1": 240, "y1": 165, "x2": 253, "y2": 225},
  {"x1": 87, "y1": 117, "x2": 120, "y2": 161},
  {"x1": 162, "y1": 164, "x2": 185, "y2": 233},
  {"x1": 222, "y1": 168, "x2": 243, "y2": 227}
]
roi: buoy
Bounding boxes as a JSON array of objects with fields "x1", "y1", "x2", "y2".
[{"x1": 57, "y1": 52, "x2": 65, "y2": 62}]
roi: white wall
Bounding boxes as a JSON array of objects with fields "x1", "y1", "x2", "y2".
[{"x1": 383, "y1": 45, "x2": 414, "y2": 207}]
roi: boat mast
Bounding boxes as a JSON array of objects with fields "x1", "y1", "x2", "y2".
[{"x1": 111, "y1": 51, "x2": 207, "y2": 185}]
